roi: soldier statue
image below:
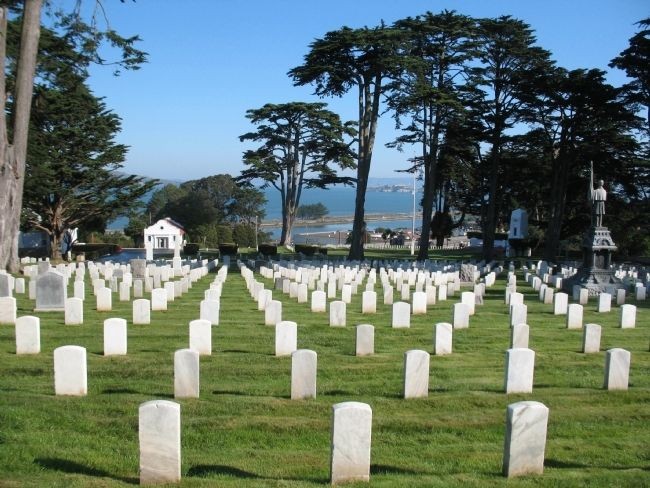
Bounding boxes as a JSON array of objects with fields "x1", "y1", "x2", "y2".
[{"x1": 589, "y1": 161, "x2": 606, "y2": 227}]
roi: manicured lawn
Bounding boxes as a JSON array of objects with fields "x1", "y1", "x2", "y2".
[{"x1": 0, "y1": 263, "x2": 648, "y2": 486}]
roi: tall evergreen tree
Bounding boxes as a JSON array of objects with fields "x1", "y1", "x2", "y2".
[
  {"x1": 387, "y1": 11, "x2": 477, "y2": 260},
  {"x1": 467, "y1": 16, "x2": 552, "y2": 260},
  {"x1": 23, "y1": 80, "x2": 156, "y2": 259},
  {"x1": 289, "y1": 24, "x2": 402, "y2": 259},
  {"x1": 0, "y1": 1, "x2": 145, "y2": 271},
  {"x1": 238, "y1": 102, "x2": 356, "y2": 245},
  {"x1": 520, "y1": 68, "x2": 641, "y2": 260},
  {"x1": 610, "y1": 18, "x2": 650, "y2": 129}
]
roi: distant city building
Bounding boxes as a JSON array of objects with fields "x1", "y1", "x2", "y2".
[{"x1": 144, "y1": 218, "x2": 186, "y2": 250}]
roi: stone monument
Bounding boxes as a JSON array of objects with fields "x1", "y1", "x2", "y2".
[
  {"x1": 563, "y1": 162, "x2": 622, "y2": 296},
  {"x1": 507, "y1": 208, "x2": 529, "y2": 257}
]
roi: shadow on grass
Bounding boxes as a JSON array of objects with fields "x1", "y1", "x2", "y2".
[
  {"x1": 187, "y1": 465, "x2": 262, "y2": 479},
  {"x1": 212, "y1": 389, "x2": 249, "y2": 396},
  {"x1": 370, "y1": 464, "x2": 429, "y2": 475},
  {"x1": 101, "y1": 388, "x2": 139, "y2": 395},
  {"x1": 221, "y1": 349, "x2": 258, "y2": 354},
  {"x1": 546, "y1": 458, "x2": 650, "y2": 471},
  {"x1": 322, "y1": 389, "x2": 355, "y2": 396},
  {"x1": 545, "y1": 459, "x2": 589, "y2": 469},
  {"x1": 187, "y1": 464, "x2": 328, "y2": 483},
  {"x1": 34, "y1": 458, "x2": 138, "y2": 484}
]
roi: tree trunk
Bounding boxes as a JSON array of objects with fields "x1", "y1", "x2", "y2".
[
  {"x1": 482, "y1": 134, "x2": 501, "y2": 262},
  {"x1": 417, "y1": 169, "x2": 434, "y2": 261},
  {"x1": 348, "y1": 74, "x2": 381, "y2": 261},
  {"x1": 349, "y1": 158, "x2": 370, "y2": 260},
  {"x1": 0, "y1": 1, "x2": 43, "y2": 272},
  {"x1": 50, "y1": 231, "x2": 63, "y2": 260},
  {"x1": 543, "y1": 150, "x2": 571, "y2": 261}
]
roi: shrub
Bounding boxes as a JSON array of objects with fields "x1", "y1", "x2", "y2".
[
  {"x1": 258, "y1": 243, "x2": 278, "y2": 256},
  {"x1": 294, "y1": 244, "x2": 316, "y2": 256},
  {"x1": 218, "y1": 243, "x2": 238, "y2": 255},
  {"x1": 184, "y1": 243, "x2": 200, "y2": 256}
]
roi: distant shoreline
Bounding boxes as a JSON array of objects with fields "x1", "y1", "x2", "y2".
[{"x1": 260, "y1": 212, "x2": 423, "y2": 229}]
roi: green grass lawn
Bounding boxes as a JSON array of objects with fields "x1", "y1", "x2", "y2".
[{"x1": 0, "y1": 264, "x2": 648, "y2": 487}]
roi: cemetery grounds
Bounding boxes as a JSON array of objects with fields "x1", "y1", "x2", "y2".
[{"x1": 0, "y1": 254, "x2": 648, "y2": 487}]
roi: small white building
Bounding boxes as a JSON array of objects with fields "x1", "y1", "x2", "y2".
[
  {"x1": 144, "y1": 218, "x2": 186, "y2": 250},
  {"x1": 508, "y1": 208, "x2": 529, "y2": 240}
]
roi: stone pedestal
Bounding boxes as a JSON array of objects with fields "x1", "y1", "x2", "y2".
[{"x1": 563, "y1": 226, "x2": 623, "y2": 297}]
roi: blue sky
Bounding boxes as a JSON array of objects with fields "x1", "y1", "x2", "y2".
[{"x1": 49, "y1": 0, "x2": 647, "y2": 181}]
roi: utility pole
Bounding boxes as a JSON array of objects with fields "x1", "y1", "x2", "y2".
[{"x1": 411, "y1": 168, "x2": 416, "y2": 256}]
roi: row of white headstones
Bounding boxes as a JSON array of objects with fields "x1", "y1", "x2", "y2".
[
  {"x1": 4, "y1": 258, "x2": 644, "y2": 484},
  {"x1": 0, "y1": 258, "x2": 222, "y2": 325}
]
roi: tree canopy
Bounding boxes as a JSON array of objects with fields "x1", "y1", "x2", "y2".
[
  {"x1": 141, "y1": 174, "x2": 267, "y2": 247},
  {"x1": 0, "y1": 0, "x2": 147, "y2": 271},
  {"x1": 238, "y1": 102, "x2": 355, "y2": 245},
  {"x1": 297, "y1": 202, "x2": 329, "y2": 220},
  {"x1": 289, "y1": 24, "x2": 401, "y2": 259},
  {"x1": 18, "y1": 19, "x2": 154, "y2": 259}
]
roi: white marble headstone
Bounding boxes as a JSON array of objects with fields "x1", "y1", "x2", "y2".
[
  {"x1": 453, "y1": 302, "x2": 470, "y2": 329},
  {"x1": 151, "y1": 288, "x2": 167, "y2": 311},
  {"x1": 510, "y1": 303, "x2": 527, "y2": 328},
  {"x1": 510, "y1": 323, "x2": 529, "y2": 349},
  {"x1": 361, "y1": 291, "x2": 376, "y2": 314},
  {"x1": 505, "y1": 348, "x2": 535, "y2": 394},
  {"x1": 189, "y1": 319, "x2": 212, "y2": 355},
  {"x1": 598, "y1": 292, "x2": 612, "y2": 313},
  {"x1": 412, "y1": 291, "x2": 427, "y2": 315},
  {"x1": 133, "y1": 299, "x2": 151, "y2": 325},
  {"x1": 174, "y1": 348, "x2": 200, "y2": 398},
  {"x1": 15, "y1": 315, "x2": 40, "y2": 354},
  {"x1": 96, "y1": 287, "x2": 112, "y2": 312},
  {"x1": 275, "y1": 320, "x2": 298, "y2": 357},
  {"x1": 64, "y1": 297, "x2": 83, "y2": 326},
  {"x1": 139, "y1": 400, "x2": 181, "y2": 484},
  {"x1": 329, "y1": 300, "x2": 346, "y2": 327},
  {"x1": 566, "y1": 303, "x2": 583, "y2": 329},
  {"x1": 403, "y1": 350, "x2": 429, "y2": 399},
  {"x1": 553, "y1": 292, "x2": 568, "y2": 315},
  {"x1": 291, "y1": 349, "x2": 317, "y2": 399},
  {"x1": 502, "y1": 401, "x2": 548, "y2": 477},
  {"x1": 392, "y1": 302, "x2": 411, "y2": 329},
  {"x1": 54, "y1": 345, "x2": 87, "y2": 396},
  {"x1": 199, "y1": 299, "x2": 220, "y2": 325},
  {"x1": 265, "y1": 300, "x2": 282, "y2": 326},
  {"x1": 582, "y1": 323, "x2": 602, "y2": 353},
  {"x1": 311, "y1": 290, "x2": 327, "y2": 313},
  {"x1": 104, "y1": 318, "x2": 127, "y2": 356},
  {"x1": 619, "y1": 304, "x2": 636, "y2": 329},
  {"x1": 434, "y1": 322, "x2": 453, "y2": 356},
  {"x1": 0, "y1": 296, "x2": 17, "y2": 324},
  {"x1": 257, "y1": 289, "x2": 272, "y2": 311},
  {"x1": 330, "y1": 402, "x2": 372, "y2": 485},
  {"x1": 604, "y1": 348, "x2": 630, "y2": 390},
  {"x1": 355, "y1": 324, "x2": 374, "y2": 356}
]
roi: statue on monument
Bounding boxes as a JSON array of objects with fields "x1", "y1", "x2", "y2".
[{"x1": 589, "y1": 161, "x2": 606, "y2": 227}]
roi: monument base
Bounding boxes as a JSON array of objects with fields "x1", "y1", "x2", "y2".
[
  {"x1": 562, "y1": 226, "x2": 623, "y2": 297},
  {"x1": 562, "y1": 267, "x2": 623, "y2": 297}
]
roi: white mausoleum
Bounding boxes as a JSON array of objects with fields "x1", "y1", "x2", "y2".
[{"x1": 144, "y1": 218, "x2": 186, "y2": 250}]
